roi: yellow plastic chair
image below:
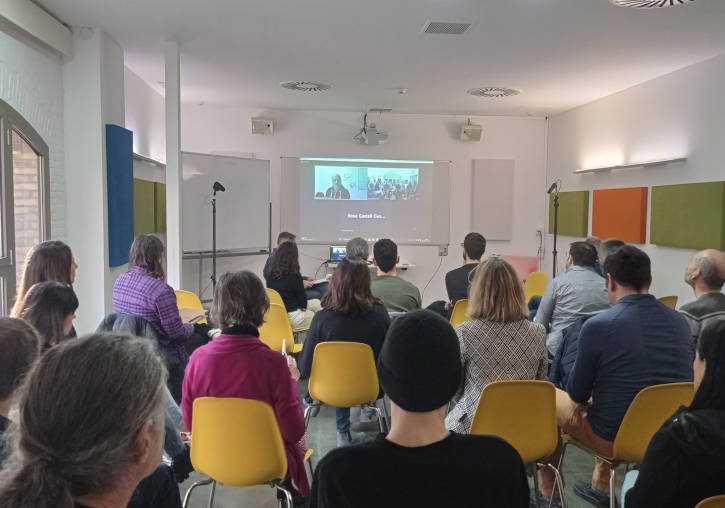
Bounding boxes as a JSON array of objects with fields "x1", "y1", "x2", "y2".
[
  {"x1": 266, "y1": 287, "x2": 284, "y2": 307},
  {"x1": 449, "y1": 299, "x2": 470, "y2": 328},
  {"x1": 696, "y1": 495, "x2": 725, "y2": 508},
  {"x1": 524, "y1": 271, "x2": 548, "y2": 303},
  {"x1": 175, "y1": 289, "x2": 208, "y2": 324},
  {"x1": 563, "y1": 382, "x2": 694, "y2": 508},
  {"x1": 182, "y1": 397, "x2": 298, "y2": 508},
  {"x1": 305, "y1": 341, "x2": 388, "y2": 432},
  {"x1": 266, "y1": 287, "x2": 310, "y2": 334},
  {"x1": 658, "y1": 295, "x2": 678, "y2": 309},
  {"x1": 259, "y1": 303, "x2": 303, "y2": 354},
  {"x1": 470, "y1": 380, "x2": 567, "y2": 508}
]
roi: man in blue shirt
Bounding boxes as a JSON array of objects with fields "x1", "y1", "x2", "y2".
[{"x1": 537, "y1": 245, "x2": 693, "y2": 508}]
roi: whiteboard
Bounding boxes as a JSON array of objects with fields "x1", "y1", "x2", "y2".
[
  {"x1": 471, "y1": 159, "x2": 514, "y2": 240},
  {"x1": 182, "y1": 152, "x2": 270, "y2": 252}
]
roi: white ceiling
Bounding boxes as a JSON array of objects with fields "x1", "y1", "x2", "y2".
[{"x1": 37, "y1": 0, "x2": 725, "y2": 116}]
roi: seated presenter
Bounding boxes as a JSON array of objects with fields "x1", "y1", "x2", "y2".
[
  {"x1": 266, "y1": 241, "x2": 322, "y2": 330},
  {"x1": 325, "y1": 174, "x2": 350, "y2": 199},
  {"x1": 371, "y1": 239, "x2": 421, "y2": 313}
]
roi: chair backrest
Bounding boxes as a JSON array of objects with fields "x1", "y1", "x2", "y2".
[
  {"x1": 175, "y1": 289, "x2": 204, "y2": 310},
  {"x1": 696, "y1": 495, "x2": 725, "y2": 508},
  {"x1": 266, "y1": 287, "x2": 284, "y2": 307},
  {"x1": 189, "y1": 397, "x2": 287, "y2": 486},
  {"x1": 259, "y1": 303, "x2": 295, "y2": 353},
  {"x1": 469, "y1": 380, "x2": 558, "y2": 463},
  {"x1": 613, "y1": 382, "x2": 694, "y2": 463},
  {"x1": 449, "y1": 299, "x2": 470, "y2": 328},
  {"x1": 309, "y1": 341, "x2": 379, "y2": 407},
  {"x1": 658, "y1": 295, "x2": 678, "y2": 309},
  {"x1": 524, "y1": 271, "x2": 548, "y2": 303}
]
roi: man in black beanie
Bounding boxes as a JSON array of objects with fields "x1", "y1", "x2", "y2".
[{"x1": 309, "y1": 310, "x2": 529, "y2": 508}]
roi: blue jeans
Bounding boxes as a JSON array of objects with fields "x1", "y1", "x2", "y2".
[
  {"x1": 621, "y1": 470, "x2": 639, "y2": 507},
  {"x1": 305, "y1": 281, "x2": 329, "y2": 300},
  {"x1": 336, "y1": 407, "x2": 350, "y2": 433}
]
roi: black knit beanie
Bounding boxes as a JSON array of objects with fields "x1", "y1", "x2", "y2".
[{"x1": 377, "y1": 309, "x2": 462, "y2": 412}]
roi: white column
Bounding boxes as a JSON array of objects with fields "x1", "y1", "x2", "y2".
[{"x1": 165, "y1": 41, "x2": 183, "y2": 288}]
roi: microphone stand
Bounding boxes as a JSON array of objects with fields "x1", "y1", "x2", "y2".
[
  {"x1": 552, "y1": 185, "x2": 560, "y2": 277},
  {"x1": 211, "y1": 190, "x2": 218, "y2": 289}
]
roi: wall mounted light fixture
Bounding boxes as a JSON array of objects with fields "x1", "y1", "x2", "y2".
[{"x1": 573, "y1": 157, "x2": 687, "y2": 174}]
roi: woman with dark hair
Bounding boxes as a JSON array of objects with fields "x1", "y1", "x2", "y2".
[
  {"x1": 0, "y1": 333, "x2": 173, "y2": 508},
  {"x1": 13, "y1": 281, "x2": 78, "y2": 351},
  {"x1": 182, "y1": 271, "x2": 308, "y2": 500},
  {"x1": 266, "y1": 241, "x2": 321, "y2": 329},
  {"x1": 623, "y1": 320, "x2": 725, "y2": 507},
  {"x1": 298, "y1": 258, "x2": 390, "y2": 447},
  {"x1": 11, "y1": 240, "x2": 78, "y2": 318}
]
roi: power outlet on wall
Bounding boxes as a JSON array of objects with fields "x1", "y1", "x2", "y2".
[{"x1": 438, "y1": 245, "x2": 448, "y2": 256}]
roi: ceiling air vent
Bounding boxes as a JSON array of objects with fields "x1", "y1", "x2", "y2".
[
  {"x1": 368, "y1": 108, "x2": 393, "y2": 113},
  {"x1": 467, "y1": 87, "x2": 521, "y2": 98},
  {"x1": 610, "y1": 0, "x2": 694, "y2": 7},
  {"x1": 280, "y1": 81, "x2": 332, "y2": 92},
  {"x1": 422, "y1": 21, "x2": 472, "y2": 35}
]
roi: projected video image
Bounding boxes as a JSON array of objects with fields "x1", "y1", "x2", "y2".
[
  {"x1": 314, "y1": 166, "x2": 420, "y2": 201},
  {"x1": 366, "y1": 167, "x2": 419, "y2": 201},
  {"x1": 314, "y1": 166, "x2": 368, "y2": 200}
]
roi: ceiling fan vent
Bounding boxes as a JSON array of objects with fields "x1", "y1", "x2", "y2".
[
  {"x1": 467, "y1": 87, "x2": 521, "y2": 98},
  {"x1": 280, "y1": 81, "x2": 332, "y2": 92},
  {"x1": 609, "y1": 0, "x2": 694, "y2": 7},
  {"x1": 422, "y1": 21, "x2": 472, "y2": 35}
]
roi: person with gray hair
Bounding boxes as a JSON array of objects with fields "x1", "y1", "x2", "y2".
[
  {"x1": 345, "y1": 237, "x2": 370, "y2": 261},
  {"x1": 0, "y1": 333, "x2": 174, "y2": 508},
  {"x1": 680, "y1": 249, "x2": 725, "y2": 343},
  {"x1": 598, "y1": 238, "x2": 625, "y2": 266}
]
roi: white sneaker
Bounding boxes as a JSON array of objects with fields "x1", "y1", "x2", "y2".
[{"x1": 336, "y1": 430, "x2": 366, "y2": 447}]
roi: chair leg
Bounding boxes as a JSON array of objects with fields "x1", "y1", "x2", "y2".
[
  {"x1": 206, "y1": 480, "x2": 217, "y2": 508},
  {"x1": 368, "y1": 404, "x2": 386, "y2": 433},
  {"x1": 379, "y1": 397, "x2": 390, "y2": 432},
  {"x1": 544, "y1": 463, "x2": 567, "y2": 508},
  {"x1": 182, "y1": 477, "x2": 214, "y2": 508},
  {"x1": 530, "y1": 463, "x2": 542, "y2": 508},
  {"x1": 609, "y1": 467, "x2": 616, "y2": 508},
  {"x1": 304, "y1": 403, "x2": 319, "y2": 429},
  {"x1": 274, "y1": 484, "x2": 294, "y2": 508}
]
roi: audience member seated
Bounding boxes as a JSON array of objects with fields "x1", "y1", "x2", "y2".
[
  {"x1": 622, "y1": 320, "x2": 725, "y2": 508},
  {"x1": 299, "y1": 258, "x2": 390, "y2": 447},
  {"x1": 371, "y1": 238, "x2": 421, "y2": 313},
  {"x1": 427, "y1": 232, "x2": 486, "y2": 318},
  {"x1": 597, "y1": 238, "x2": 625, "y2": 267},
  {"x1": 182, "y1": 271, "x2": 309, "y2": 499},
  {"x1": 113, "y1": 235, "x2": 208, "y2": 401},
  {"x1": 12, "y1": 281, "x2": 78, "y2": 352},
  {"x1": 11, "y1": 240, "x2": 78, "y2": 335},
  {"x1": 0, "y1": 333, "x2": 181, "y2": 508},
  {"x1": 534, "y1": 241, "x2": 609, "y2": 357},
  {"x1": 446, "y1": 257, "x2": 546, "y2": 433},
  {"x1": 680, "y1": 249, "x2": 725, "y2": 343},
  {"x1": 585, "y1": 236, "x2": 604, "y2": 276},
  {"x1": 264, "y1": 232, "x2": 328, "y2": 300},
  {"x1": 538, "y1": 245, "x2": 694, "y2": 508},
  {"x1": 0, "y1": 318, "x2": 40, "y2": 466},
  {"x1": 266, "y1": 241, "x2": 322, "y2": 330},
  {"x1": 310, "y1": 310, "x2": 529, "y2": 508},
  {"x1": 345, "y1": 236, "x2": 370, "y2": 261}
]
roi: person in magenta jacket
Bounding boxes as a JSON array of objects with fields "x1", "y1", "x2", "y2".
[{"x1": 182, "y1": 271, "x2": 308, "y2": 498}]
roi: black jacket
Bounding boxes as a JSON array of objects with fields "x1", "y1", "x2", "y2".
[
  {"x1": 625, "y1": 406, "x2": 725, "y2": 508},
  {"x1": 548, "y1": 316, "x2": 591, "y2": 389}
]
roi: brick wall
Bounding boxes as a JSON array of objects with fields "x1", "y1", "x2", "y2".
[{"x1": 0, "y1": 31, "x2": 66, "y2": 242}]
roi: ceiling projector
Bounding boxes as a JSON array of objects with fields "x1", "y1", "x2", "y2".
[{"x1": 354, "y1": 113, "x2": 389, "y2": 145}]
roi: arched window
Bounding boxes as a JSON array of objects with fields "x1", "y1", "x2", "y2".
[{"x1": 0, "y1": 99, "x2": 51, "y2": 314}]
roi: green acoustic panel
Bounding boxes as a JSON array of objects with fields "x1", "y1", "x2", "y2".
[
  {"x1": 651, "y1": 181, "x2": 725, "y2": 250},
  {"x1": 154, "y1": 182, "x2": 166, "y2": 233},
  {"x1": 549, "y1": 190, "x2": 589, "y2": 237},
  {"x1": 134, "y1": 178, "x2": 156, "y2": 235}
]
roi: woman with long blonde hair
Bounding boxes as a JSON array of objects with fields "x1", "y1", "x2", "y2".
[{"x1": 445, "y1": 257, "x2": 547, "y2": 433}]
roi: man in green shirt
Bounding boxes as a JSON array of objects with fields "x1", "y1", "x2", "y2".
[{"x1": 371, "y1": 239, "x2": 422, "y2": 312}]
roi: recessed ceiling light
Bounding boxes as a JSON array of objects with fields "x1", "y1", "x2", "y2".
[
  {"x1": 609, "y1": 0, "x2": 694, "y2": 7},
  {"x1": 280, "y1": 81, "x2": 332, "y2": 92},
  {"x1": 467, "y1": 87, "x2": 521, "y2": 98}
]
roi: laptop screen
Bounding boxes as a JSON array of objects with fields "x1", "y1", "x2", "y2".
[{"x1": 330, "y1": 245, "x2": 347, "y2": 261}]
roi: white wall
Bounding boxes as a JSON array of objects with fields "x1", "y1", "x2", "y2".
[
  {"x1": 0, "y1": 29, "x2": 65, "y2": 240},
  {"x1": 547, "y1": 52, "x2": 725, "y2": 307},
  {"x1": 181, "y1": 108, "x2": 547, "y2": 304},
  {"x1": 125, "y1": 67, "x2": 166, "y2": 164}
]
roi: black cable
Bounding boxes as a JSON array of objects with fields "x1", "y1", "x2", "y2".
[{"x1": 422, "y1": 256, "x2": 444, "y2": 299}]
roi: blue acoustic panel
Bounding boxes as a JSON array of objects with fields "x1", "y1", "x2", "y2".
[{"x1": 106, "y1": 124, "x2": 134, "y2": 267}]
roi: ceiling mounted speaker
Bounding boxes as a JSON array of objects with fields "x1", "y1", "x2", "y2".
[
  {"x1": 251, "y1": 117, "x2": 273, "y2": 135},
  {"x1": 460, "y1": 121, "x2": 482, "y2": 142},
  {"x1": 609, "y1": 0, "x2": 694, "y2": 7}
]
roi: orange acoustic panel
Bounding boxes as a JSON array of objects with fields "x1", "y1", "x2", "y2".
[{"x1": 592, "y1": 187, "x2": 648, "y2": 243}]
